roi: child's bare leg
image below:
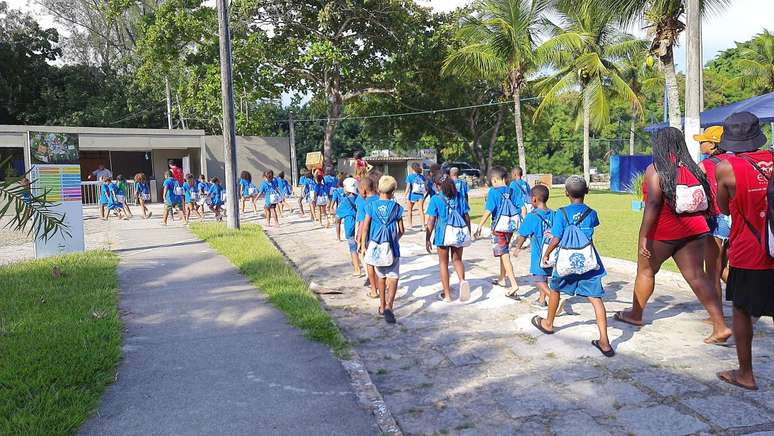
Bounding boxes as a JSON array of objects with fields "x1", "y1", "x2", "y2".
[
  {"x1": 542, "y1": 290, "x2": 561, "y2": 331},
  {"x1": 351, "y1": 252, "x2": 361, "y2": 274},
  {"x1": 162, "y1": 207, "x2": 169, "y2": 225},
  {"x1": 406, "y1": 201, "x2": 414, "y2": 228},
  {"x1": 240, "y1": 197, "x2": 245, "y2": 213},
  {"x1": 264, "y1": 207, "x2": 270, "y2": 225},
  {"x1": 367, "y1": 265, "x2": 378, "y2": 298},
  {"x1": 273, "y1": 208, "x2": 280, "y2": 226},
  {"x1": 252, "y1": 198, "x2": 259, "y2": 214},
  {"x1": 535, "y1": 282, "x2": 550, "y2": 305},
  {"x1": 336, "y1": 220, "x2": 342, "y2": 240},
  {"x1": 418, "y1": 199, "x2": 426, "y2": 228},
  {"x1": 378, "y1": 276, "x2": 388, "y2": 313},
  {"x1": 438, "y1": 247, "x2": 451, "y2": 299},
  {"x1": 500, "y1": 253, "x2": 519, "y2": 294},
  {"x1": 297, "y1": 198, "x2": 305, "y2": 216},
  {"x1": 386, "y1": 278, "x2": 398, "y2": 310},
  {"x1": 124, "y1": 203, "x2": 133, "y2": 217},
  {"x1": 451, "y1": 247, "x2": 465, "y2": 282},
  {"x1": 588, "y1": 297, "x2": 612, "y2": 350},
  {"x1": 181, "y1": 206, "x2": 189, "y2": 224}
]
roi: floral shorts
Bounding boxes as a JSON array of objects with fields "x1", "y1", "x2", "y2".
[{"x1": 491, "y1": 231, "x2": 513, "y2": 257}]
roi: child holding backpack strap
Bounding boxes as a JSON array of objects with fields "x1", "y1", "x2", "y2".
[
  {"x1": 536, "y1": 176, "x2": 614, "y2": 357},
  {"x1": 426, "y1": 174, "x2": 472, "y2": 302},
  {"x1": 258, "y1": 170, "x2": 281, "y2": 227},
  {"x1": 360, "y1": 176, "x2": 405, "y2": 324},
  {"x1": 513, "y1": 184, "x2": 555, "y2": 308},
  {"x1": 474, "y1": 166, "x2": 521, "y2": 298}
]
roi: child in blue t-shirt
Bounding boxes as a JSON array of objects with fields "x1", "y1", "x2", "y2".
[
  {"x1": 509, "y1": 166, "x2": 530, "y2": 216},
  {"x1": 403, "y1": 163, "x2": 427, "y2": 229},
  {"x1": 426, "y1": 175, "x2": 471, "y2": 302},
  {"x1": 207, "y1": 177, "x2": 225, "y2": 222},
  {"x1": 309, "y1": 170, "x2": 331, "y2": 228},
  {"x1": 276, "y1": 171, "x2": 291, "y2": 216},
  {"x1": 513, "y1": 184, "x2": 554, "y2": 308},
  {"x1": 133, "y1": 173, "x2": 152, "y2": 219},
  {"x1": 337, "y1": 177, "x2": 362, "y2": 276},
  {"x1": 297, "y1": 169, "x2": 312, "y2": 218},
  {"x1": 360, "y1": 175, "x2": 404, "y2": 324},
  {"x1": 356, "y1": 176, "x2": 380, "y2": 297},
  {"x1": 183, "y1": 174, "x2": 204, "y2": 221},
  {"x1": 331, "y1": 176, "x2": 346, "y2": 240},
  {"x1": 103, "y1": 177, "x2": 128, "y2": 221},
  {"x1": 239, "y1": 170, "x2": 259, "y2": 216},
  {"x1": 257, "y1": 170, "x2": 281, "y2": 227},
  {"x1": 538, "y1": 176, "x2": 613, "y2": 357},
  {"x1": 474, "y1": 166, "x2": 520, "y2": 298},
  {"x1": 162, "y1": 171, "x2": 186, "y2": 225},
  {"x1": 323, "y1": 168, "x2": 337, "y2": 215},
  {"x1": 449, "y1": 167, "x2": 470, "y2": 211}
]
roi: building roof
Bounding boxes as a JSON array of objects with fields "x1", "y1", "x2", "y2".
[{"x1": 0, "y1": 125, "x2": 205, "y2": 136}]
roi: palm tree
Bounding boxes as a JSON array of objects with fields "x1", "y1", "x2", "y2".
[
  {"x1": 606, "y1": 0, "x2": 729, "y2": 129},
  {"x1": 442, "y1": 0, "x2": 551, "y2": 175},
  {"x1": 534, "y1": 1, "x2": 644, "y2": 181},
  {"x1": 736, "y1": 29, "x2": 774, "y2": 92},
  {"x1": 618, "y1": 48, "x2": 663, "y2": 154}
]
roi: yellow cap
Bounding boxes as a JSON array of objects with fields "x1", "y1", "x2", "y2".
[{"x1": 693, "y1": 126, "x2": 724, "y2": 143}]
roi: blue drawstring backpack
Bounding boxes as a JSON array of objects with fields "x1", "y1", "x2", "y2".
[
  {"x1": 535, "y1": 210, "x2": 557, "y2": 268},
  {"x1": 440, "y1": 195, "x2": 471, "y2": 248},
  {"x1": 364, "y1": 202, "x2": 401, "y2": 266},
  {"x1": 554, "y1": 207, "x2": 599, "y2": 277},
  {"x1": 493, "y1": 191, "x2": 521, "y2": 233}
]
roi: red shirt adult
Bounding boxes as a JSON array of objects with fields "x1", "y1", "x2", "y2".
[
  {"x1": 170, "y1": 165, "x2": 184, "y2": 184},
  {"x1": 725, "y1": 150, "x2": 774, "y2": 270},
  {"x1": 644, "y1": 166, "x2": 710, "y2": 241},
  {"x1": 701, "y1": 153, "x2": 731, "y2": 215}
]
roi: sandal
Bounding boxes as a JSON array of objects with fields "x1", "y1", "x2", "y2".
[
  {"x1": 384, "y1": 309, "x2": 396, "y2": 324},
  {"x1": 717, "y1": 370, "x2": 758, "y2": 391},
  {"x1": 490, "y1": 278, "x2": 507, "y2": 287},
  {"x1": 437, "y1": 292, "x2": 452, "y2": 303},
  {"x1": 592, "y1": 340, "x2": 615, "y2": 358},
  {"x1": 367, "y1": 291, "x2": 379, "y2": 299},
  {"x1": 459, "y1": 280, "x2": 471, "y2": 302},
  {"x1": 613, "y1": 311, "x2": 643, "y2": 328},
  {"x1": 531, "y1": 315, "x2": 554, "y2": 335}
]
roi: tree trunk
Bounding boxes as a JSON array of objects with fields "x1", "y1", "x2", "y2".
[
  {"x1": 583, "y1": 91, "x2": 591, "y2": 182},
  {"x1": 629, "y1": 115, "x2": 636, "y2": 155},
  {"x1": 486, "y1": 106, "x2": 504, "y2": 177},
  {"x1": 323, "y1": 78, "x2": 342, "y2": 167},
  {"x1": 661, "y1": 57, "x2": 682, "y2": 129},
  {"x1": 511, "y1": 84, "x2": 527, "y2": 175}
]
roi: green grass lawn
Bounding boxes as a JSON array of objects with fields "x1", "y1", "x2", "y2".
[
  {"x1": 190, "y1": 223, "x2": 350, "y2": 357},
  {"x1": 469, "y1": 189, "x2": 677, "y2": 271},
  {"x1": 0, "y1": 251, "x2": 121, "y2": 435}
]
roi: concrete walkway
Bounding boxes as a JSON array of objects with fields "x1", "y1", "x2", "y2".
[
  {"x1": 79, "y1": 208, "x2": 377, "y2": 435},
  {"x1": 266, "y1": 209, "x2": 774, "y2": 435}
]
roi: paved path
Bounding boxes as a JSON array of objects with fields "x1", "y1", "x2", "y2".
[
  {"x1": 79, "y1": 207, "x2": 377, "y2": 435},
  {"x1": 266, "y1": 211, "x2": 774, "y2": 435}
]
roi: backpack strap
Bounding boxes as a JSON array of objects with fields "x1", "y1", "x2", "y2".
[
  {"x1": 560, "y1": 206, "x2": 592, "y2": 226},
  {"x1": 707, "y1": 155, "x2": 721, "y2": 165},
  {"x1": 344, "y1": 194, "x2": 357, "y2": 211},
  {"x1": 740, "y1": 155, "x2": 771, "y2": 181}
]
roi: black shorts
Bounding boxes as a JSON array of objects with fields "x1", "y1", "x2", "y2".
[
  {"x1": 726, "y1": 267, "x2": 774, "y2": 317},
  {"x1": 658, "y1": 232, "x2": 709, "y2": 251}
]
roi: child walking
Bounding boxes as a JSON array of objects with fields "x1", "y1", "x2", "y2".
[
  {"x1": 208, "y1": 177, "x2": 225, "y2": 222},
  {"x1": 474, "y1": 166, "x2": 521, "y2": 298},
  {"x1": 357, "y1": 177, "x2": 380, "y2": 297},
  {"x1": 133, "y1": 173, "x2": 152, "y2": 219},
  {"x1": 297, "y1": 169, "x2": 312, "y2": 218},
  {"x1": 183, "y1": 174, "x2": 204, "y2": 221},
  {"x1": 426, "y1": 174, "x2": 472, "y2": 302},
  {"x1": 360, "y1": 175, "x2": 405, "y2": 324},
  {"x1": 509, "y1": 166, "x2": 530, "y2": 215},
  {"x1": 115, "y1": 174, "x2": 133, "y2": 218},
  {"x1": 276, "y1": 171, "x2": 291, "y2": 215},
  {"x1": 331, "y1": 175, "x2": 346, "y2": 240},
  {"x1": 239, "y1": 171, "x2": 259, "y2": 215},
  {"x1": 258, "y1": 170, "x2": 281, "y2": 227},
  {"x1": 404, "y1": 162, "x2": 428, "y2": 229},
  {"x1": 513, "y1": 185, "x2": 555, "y2": 308},
  {"x1": 310, "y1": 170, "x2": 331, "y2": 228},
  {"x1": 536, "y1": 176, "x2": 613, "y2": 357},
  {"x1": 162, "y1": 171, "x2": 187, "y2": 225},
  {"x1": 337, "y1": 177, "x2": 363, "y2": 276}
]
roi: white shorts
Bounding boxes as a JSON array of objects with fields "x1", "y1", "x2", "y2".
[{"x1": 374, "y1": 259, "x2": 400, "y2": 279}]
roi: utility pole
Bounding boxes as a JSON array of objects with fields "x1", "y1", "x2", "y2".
[
  {"x1": 289, "y1": 112, "x2": 298, "y2": 187},
  {"x1": 217, "y1": 0, "x2": 239, "y2": 229},
  {"x1": 684, "y1": 0, "x2": 702, "y2": 161},
  {"x1": 165, "y1": 77, "x2": 173, "y2": 129}
]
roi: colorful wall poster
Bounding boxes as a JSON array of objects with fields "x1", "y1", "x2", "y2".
[{"x1": 29, "y1": 131, "x2": 85, "y2": 258}]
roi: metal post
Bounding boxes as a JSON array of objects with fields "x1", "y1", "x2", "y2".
[
  {"x1": 165, "y1": 77, "x2": 173, "y2": 130},
  {"x1": 289, "y1": 112, "x2": 298, "y2": 187},
  {"x1": 684, "y1": 0, "x2": 702, "y2": 161},
  {"x1": 217, "y1": 0, "x2": 240, "y2": 229}
]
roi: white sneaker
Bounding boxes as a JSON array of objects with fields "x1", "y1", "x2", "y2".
[{"x1": 459, "y1": 280, "x2": 471, "y2": 302}]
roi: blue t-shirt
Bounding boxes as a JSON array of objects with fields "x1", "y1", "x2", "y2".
[
  {"x1": 454, "y1": 178, "x2": 469, "y2": 209},
  {"x1": 508, "y1": 179, "x2": 529, "y2": 209},
  {"x1": 277, "y1": 178, "x2": 291, "y2": 196},
  {"x1": 299, "y1": 176, "x2": 312, "y2": 198},
  {"x1": 100, "y1": 183, "x2": 110, "y2": 203},
  {"x1": 365, "y1": 199, "x2": 404, "y2": 258},
  {"x1": 259, "y1": 178, "x2": 280, "y2": 206},
  {"x1": 310, "y1": 180, "x2": 328, "y2": 201},
  {"x1": 336, "y1": 192, "x2": 359, "y2": 238},
  {"x1": 197, "y1": 181, "x2": 210, "y2": 194},
  {"x1": 518, "y1": 208, "x2": 555, "y2": 275},
  {"x1": 162, "y1": 177, "x2": 178, "y2": 203},
  {"x1": 323, "y1": 175, "x2": 337, "y2": 196},
  {"x1": 551, "y1": 204, "x2": 600, "y2": 240},
  {"x1": 208, "y1": 184, "x2": 224, "y2": 206},
  {"x1": 357, "y1": 194, "x2": 379, "y2": 223},
  {"x1": 136, "y1": 182, "x2": 150, "y2": 197},
  {"x1": 183, "y1": 182, "x2": 198, "y2": 203},
  {"x1": 405, "y1": 173, "x2": 428, "y2": 202},
  {"x1": 331, "y1": 187, "x2": 345, "y2": 207},
  {"x1": 426, "y1": 193, "x2": 470, "y2": 247},
  {"x1": 239, "y1": 178, "x2": 252, "y2": 196},
  {"x1": 485, "y1": 186, "x2": 517, "y2": 226}
]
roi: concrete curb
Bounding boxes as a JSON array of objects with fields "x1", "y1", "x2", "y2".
[{"x1": 262, "y1": 229, "x2": 403, "y2": 436}]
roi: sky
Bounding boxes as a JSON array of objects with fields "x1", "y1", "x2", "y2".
[{"x1": 6, "y1": 0, "x2": 773, "y2": 68}]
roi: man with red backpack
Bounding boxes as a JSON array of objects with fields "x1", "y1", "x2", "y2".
[{"x1": 715, "y1": 111, "x2": 774, "y2": 391}]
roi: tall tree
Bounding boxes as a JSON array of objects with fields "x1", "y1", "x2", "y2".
[
  {"x1": 534, "y1": 1, "x2": 643, "y2": 181},
  {"x1": 606, "y1": 0, "x2": 729, "y2": 129},
  {"x1": 736, "y1": 29, "x2": 774, "y2": 93},
  {"x1": 618, "y1": 47, "x2": 662, "y2": 154},
  {"x1": 442, "y1": 0, "x2": 550, "y2": 175},
  {"x1": 241, "y1": 0, "x2": 416, "y2": 165}
]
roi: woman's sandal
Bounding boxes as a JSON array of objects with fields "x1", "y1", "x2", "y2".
[
  {"x1": 531, "y1": 315, "x2": 554, "y2": 335},
  {"x1": 613, "y1": 311, "x2": 643, "y2": 328},
  {"x1": 592, "y1": 340, "x2": 615, "y2": 358},
  {"x1": 717, "y1": 370, "x2": 758, "y2": 391}
]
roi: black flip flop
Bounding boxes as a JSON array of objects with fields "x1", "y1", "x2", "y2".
[
  {"x1": 592, "y1": 340, "x2": 615, "y2": 357},
  {"x1": 531, "y1": 315, "x2": 554, "y2": 335},
  {"x1": 613, "y1": 311, "x2": 643, "y2": 328},
  {"x1": 384, "y1": 309, "x2": 396, "y2": 324}
]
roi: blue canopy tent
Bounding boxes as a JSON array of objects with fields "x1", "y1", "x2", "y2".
[{"x1": 645, "y1": 91, "x2": 774, "y2": 133}]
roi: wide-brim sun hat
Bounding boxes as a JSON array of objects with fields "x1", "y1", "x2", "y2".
[
  {"x1": 343, "y1": 177, "x2": 358, "y2": 194},
  {"x1": 719, "y1": 111, "x2": 768, "y2": 153}
]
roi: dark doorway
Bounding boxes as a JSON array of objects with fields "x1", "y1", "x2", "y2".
[
  {"x1": 112, "y1": 151, "x2": 154, "y2": 181},
  {"x1": 0, "y1": 147, "x2": 24, "y2": 181},
  {"x1": 80, "y1": 150, "x2": 110, "y2": 180}
]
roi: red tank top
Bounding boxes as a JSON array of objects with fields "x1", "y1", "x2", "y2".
[
  {"x1": 644, "y1": 167, "x2": 710, "y2": 241},
  {"x1": 701, "y1": 154, "x2": 730, "y2": 215},
  {"x1": 727, "y1": 150, "x2": 774, "y2": 270}
]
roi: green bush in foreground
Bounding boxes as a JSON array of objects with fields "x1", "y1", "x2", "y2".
[
  {"x1": 190, "y1": 223, "x2": 350, "y2": 358},
  {"x1": 0, "y1": 251, "x2": 121, "y2": 435}
]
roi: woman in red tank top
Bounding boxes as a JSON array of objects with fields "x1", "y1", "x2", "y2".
[{"x1": 614, "y1": 127, "x2": 732, "y2": 344}]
